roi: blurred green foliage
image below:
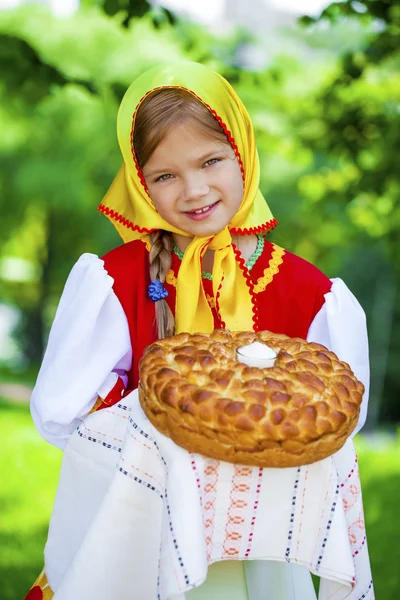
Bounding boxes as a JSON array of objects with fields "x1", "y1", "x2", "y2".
[
  {"x1": 0, "y1": 0, "x2": 399, "y2": 425},
  {"x1": 0, "y1": 399, "x2": 62, "y2": 600}
]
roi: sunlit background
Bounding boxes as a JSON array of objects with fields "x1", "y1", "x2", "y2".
[{"x1": 0, "y1": 0, "x2": 399, "y2": 598}]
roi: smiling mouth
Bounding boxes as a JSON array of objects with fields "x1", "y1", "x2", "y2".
[{"x1": 185, "y1": 201, "x2": 219, "y2": 215}]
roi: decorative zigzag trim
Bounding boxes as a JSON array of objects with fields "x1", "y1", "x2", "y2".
[
  {"x1": 99, "y1": 203, "x2": 278, "y2": 242},
  {"x1": 98, "y1": 204, "x2": 156, "y2": 233},
  {"x1": 130, "y1": 85, "x2": 246, "y2": 186},
  {"x1": 214, "y1": 275, "x2": 226, "y2": 329},
  {"x1": 101, "y1": 87, "x2": 278, "y2": 240},
  {"x1": 231, "y1": 244, "x2": 259, "y2": 332},
  {"x1": 230, "y1": 218, "x2": 278, "y2": 236},
  {"x1": 253, "y1": 244, "x2": 285, "y2": 294}
]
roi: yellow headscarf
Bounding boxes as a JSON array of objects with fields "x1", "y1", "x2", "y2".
[{"x1": 99, "y1": 62, "x2": 277, "y2": 334}]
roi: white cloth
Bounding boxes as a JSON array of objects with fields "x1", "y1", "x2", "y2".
[
  {"x1": 32, "y1": 257, "x2": 372, "y2": 598},
  {"x1": 307, "y1": 278, "x2": 370, "y2": 435},
  {"x1": 45, "y1": 390, "x2": 373, "y2": 600},
  {"x1": 30, "y1": 254, "x2": 370, "y2": 450},
  {"x1": 30, "y1": 254, "x2": 132, "y2": 449}
]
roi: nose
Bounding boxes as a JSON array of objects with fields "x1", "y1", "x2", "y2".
[{"x1": 182, "y1": 171, "x2": 210, "y2": 204}]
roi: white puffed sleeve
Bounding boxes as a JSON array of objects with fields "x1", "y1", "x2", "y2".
[
  {"x1": 306, "y1": 278, "x2": 370, "y2": 435},
  {"x1": 30, "y1": 254, "x2": 132, "y2": 449}
]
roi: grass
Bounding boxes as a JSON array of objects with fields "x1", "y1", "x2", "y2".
[
  {"x1": 0, "y1": 398, "x2": 62, "y2": 600},
  {"x1": 0, "y1": 398, "x2": 399, "y2": 599}
]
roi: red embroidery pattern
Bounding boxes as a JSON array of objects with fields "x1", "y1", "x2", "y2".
[
  {"x1": 214, "y1": 275, "x2": 226, "y2": 329},
  {"x1": 352, "y1": 534, "x2": 367, "y2": 558},
  {"x1": 244, "y1": 467, "x2": 263, "y2": 558},
  {"x1": 190, "y1": 456, "x2": 203, "y2": 508},
  {"x1": 348, "y1": 512, "x2": 365, "y2": 547},
  {"x1": 311, "y1": 470, "x2": 333, "y2": 562},
  {"x1": 340, "y1": 457, "x2": 358, "y2": 488},
  {"x1": 222, "y1": 465, "x2": 252, "y2": 557},
  {"x1": 232, "y1": 244, "x2": 258, "y2": 332},
  {"x1": 343, "y1": 483, "x2": 361, "y2": 513},
  {"x1": 203, "y1": 460, "x2": 220, "y2": 561},
  {"x1": 82, "y1": 423, "x2": 123, "y2": 444},
  {"x1": 295, "y1": 466, "x2": 309, "y2": 558},
  {"x1": 341, "y1": 458, "x2": 361, "y2": 514}
]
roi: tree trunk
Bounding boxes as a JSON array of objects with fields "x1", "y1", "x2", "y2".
[{"x1": 20, "y1": 207, "x2": 56, "y2": 365}]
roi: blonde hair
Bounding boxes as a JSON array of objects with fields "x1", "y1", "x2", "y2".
[
  {"x1": 149, "y1": 230, "x2": 175, "y2": 338},
  {"x1": 133, "y1": 88, "x2": 229, "y2": 339}
]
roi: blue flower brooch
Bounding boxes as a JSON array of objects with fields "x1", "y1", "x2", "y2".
[{"x1": 148, "y1": 280, "x2": 169, "y2": 302}]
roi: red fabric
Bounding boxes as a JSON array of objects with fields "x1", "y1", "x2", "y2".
[
  {"x1": 95, "y1": 375, "x2": 126, "y2": 411},
  {"x1": 24, "y1": 587, "x2": 43, "y2": 600},
  {"x1": 102, "y1": 241, "x2": 157, "y2": 392},
  {"x1": 252, "y1": 241, "x2": 332, "y2": 339},
  {"x1": 102, "y1": 239, "x2": 332, "y2": 390}
]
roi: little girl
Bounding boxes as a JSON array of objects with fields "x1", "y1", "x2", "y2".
[{"x1": 26, "y1": 62, "x2": 373, "y2": 599}]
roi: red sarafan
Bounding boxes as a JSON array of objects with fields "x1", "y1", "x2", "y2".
[{"x1": 24, "y1": 586, "x2": 43, "y2": 600}]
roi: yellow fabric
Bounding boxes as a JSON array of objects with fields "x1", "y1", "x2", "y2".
[
  {"x1": 100, "y1": 61, "x2": 275, "y2": 334},
  {"x1": 25, "y1": 569, "x2": 54, "y2": 599}
]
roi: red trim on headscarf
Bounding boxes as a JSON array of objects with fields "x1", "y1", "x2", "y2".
[
  {"x1": 129, "y1": 85, "x2": 247, "y2": 195},
  {"x1": 104, "y1": 86, "x2": 277, "y2": 239},
  {"x1": 214, "y1": 275, "x2": 226, "y2": 329},
  {"x1": 98, "y1": 204, "x2": 157, "y2": 234},
  {"x1": 99, "y1": 204, "x2": 278, "y2": 239},
  {"x1": 230, "y1": 218, "x2": 278, "y2": 236},
  {"x1": 130, "y1": 91, "x2": 151, "y2": 195},
  {"x1": 232, "y1": 244, "x2": 259, "y2": 332}
]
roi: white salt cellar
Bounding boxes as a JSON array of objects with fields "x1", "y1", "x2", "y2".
[{"x1": 236, "y1": 341, "x2": 278, "y2": 368}]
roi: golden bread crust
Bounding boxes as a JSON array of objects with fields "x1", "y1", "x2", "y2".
[{"x1": 138, "y1": 330, "x2": 364, "y2": 467}]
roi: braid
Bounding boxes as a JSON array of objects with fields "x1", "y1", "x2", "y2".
[{"x1": 149, "y1": 230, "x2": 175, "y2": 339}]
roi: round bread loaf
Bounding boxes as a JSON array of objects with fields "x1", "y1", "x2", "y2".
[{"x1": 138, "y1": 330, "x2": 364, "y2": 467}]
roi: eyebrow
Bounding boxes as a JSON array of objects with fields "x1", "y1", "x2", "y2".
[{"x1": 142, "y1": 150, "x2": 223, "y2": 178}]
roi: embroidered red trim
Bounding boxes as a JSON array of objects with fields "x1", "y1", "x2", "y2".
[
  {"x1": 98, "y1": 204, "x2": 157, "y2": 234},
  {"x1": 99, "y1": 203, "x2": 279, "y2": 240},
  {"x1": 130, "y1": 92, "x2": 151, "y2": 196},
  {"x1": 214, "y1": 275, "x2": 226, "y2": 329},
  {"x1": 129, "y1": 85, "x2": 246, "y2": 194},
  {"x1": 230, "y1": 218, "x2": 278, "y2": 236},
  {"x1": 103, "y1": 87, "x2": 277, "y2": 238},
  {"x1": 232, "y1": 244, "x2": 259, "y2": 332},
  {"x1": 203, "y1": 102, "x2": 245, "y2": 182}
]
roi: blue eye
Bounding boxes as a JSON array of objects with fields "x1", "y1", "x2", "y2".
[{"x1": 204, "y1": 158, "x2": 221, "y2": 167}]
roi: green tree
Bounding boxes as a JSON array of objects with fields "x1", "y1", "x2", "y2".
[
  {"x1": 297, "y1": 0, "x2": 400, "y2": 425},
  {"x1": 0, "y1": 3, "x2": 240, "y2": 362}
]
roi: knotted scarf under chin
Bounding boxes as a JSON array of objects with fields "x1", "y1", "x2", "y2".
[
  {"x1": 175, "y1": 228, "x2": 254, "y2": 334},
  {"x1": 98, "y1": 62, "x2": 277, "y2": 335}
]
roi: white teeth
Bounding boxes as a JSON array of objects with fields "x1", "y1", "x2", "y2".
[{"x1": 192, "y1": 204, "x2": 213, "y2": 214}]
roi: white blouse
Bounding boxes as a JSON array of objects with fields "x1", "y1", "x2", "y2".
[{"x1": 30, "y1": 254, "x2": 370, "y2": 449}]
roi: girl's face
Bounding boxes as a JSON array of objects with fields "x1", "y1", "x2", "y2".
[{"x1": 142, "y1": 122, "x2": 244, "y2": 239}]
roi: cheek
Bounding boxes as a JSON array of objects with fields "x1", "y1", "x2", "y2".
[
  {"x1": 148, "y1": 186, "x2": 175, "y2": 216},
  {"x1": 222, "y1": 168, "x2": 244, "y2": 209},
  {"x1": 234, "y1": 177, "x2": 245, "y2": 206}
]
